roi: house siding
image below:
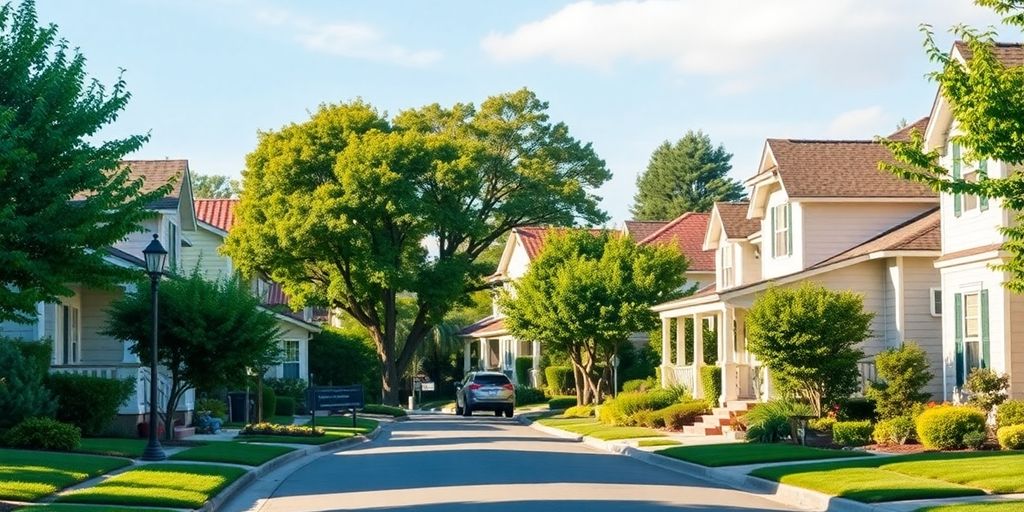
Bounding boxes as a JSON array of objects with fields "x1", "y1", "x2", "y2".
[
  {"x1": 79, "y1": 287, "x2": 128, "y2": 365},
  {"x1": 902, "y1": 257, "x2": 944, "y2": 398},
  {"x1": 1010, "y1": 290, "x2": 1024, "y2": 399},
  {"x1": 180, "y1": 227, "x2": 232, "y2": 280},
  {"x1": 939, "y1": 126, "x2": 1009, "y2": 255},
  {"x1": 802, "y1": 203, "x2": 936, "y2": 267}
]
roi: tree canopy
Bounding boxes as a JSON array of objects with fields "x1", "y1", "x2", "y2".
[
  {"x1": 104, "y1": 270, "x2": 281, "y2": 439},
  {"x1": 500, "y1": 230, "x2": 689, "y2": 405},
  {"x1": 0, "y1": 0, "x2": 163, "y2": 322},
  {"x1": 191, "y1": 173, "x2": 241, "y2": 199},
  {"x1": 224, "y1": 89, "x2": 611, "y2": 404},
  {"x1": 631, "y1": 131, "x2": 745, "y2": 220}
]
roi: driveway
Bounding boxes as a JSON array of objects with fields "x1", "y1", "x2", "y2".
[{"x1": 226, "y1": 414, "x2": 797, "y2": 511}]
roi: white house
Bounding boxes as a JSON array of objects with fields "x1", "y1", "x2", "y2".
[
  {"x1": 187, "y1": 199, "x2": 321, "y2": 382},
  {"x1": 923, "y1": 42, "x2": 1024, "y2": 401},
  {"x1": 0, "y1": 160, "x2": 198, "y2": 435},
  {"x1": 651, "y1": 128, "x2": 946, "y2": 434}
]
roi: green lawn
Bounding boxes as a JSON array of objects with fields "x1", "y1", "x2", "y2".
[
  {"x1": 536, "y1": 417, "x2": 600, "y2": 427},
  {"x1": 16, "y1": 505, "x2": 178, "y2": 511},
  {"x1": 270, "y1": 415, "x2": 294, "y2": 425},
  {"x1": 918, "y1": 502, "x2": 1024, "y2": 512},
  {"x1": 58, "y1": 463, "x2": 246, "y2": 509},
  {"x1": 310, "y1": 415, "x2": 380, "y2": 433},
  {"x1": 657, "y1": 442, "x2": 869, "y2": 467},
  {"x1": 536, "y1": 416, "x2": 663, "y2": 440},
  {"x1": 751, "y1": 451, "x2": 1024, "y2": 503},
  {"x1": 637, "y1": 439, "x2": 682, "y2": 447},
  {"x1": 170, "y1": 442, "x2": 294, "y2": 466},
  {"x1": 75, "y1": 438, "x2": 147, "y2": 458},
  {"x1": 0, "y1": 449, "x2": 131, "y2": 502},
  {"x1": 236, "y1": 430, "x2": 356, "y2": 445}
]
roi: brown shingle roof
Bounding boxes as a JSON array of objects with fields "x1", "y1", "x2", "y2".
[
  {"x1": 811, "y1": 208, "x2": 941, "y2": 268},
  {"x1": 624, "y1": 220, "x2": 670, "y2": 242},
  {"x1": 714, "y1": 202, "x2": 759, "y2": 239},
  {"x1": 195, "y1": 199, "x2": 239, "y2": 232},
  {"x1": 458, "y1": 316, "x2": 508, "y2": 338},
  {"x1": 766, "y1": 139, "x2": 936, "y2": 199},
  {"x1": 889, "y1": 117, "x2": 930, "y2": 142},
  {"x1": 954, "y1": 41, "x2": 1024, "y2": 66},
  {"x1": 639, "y1": 212, "x2": 715, "y2": 272},
  {"x1": 121, "y1": 160, "x2": 187, "y2": 209},
  {"x1": 935, "y1": 243, "x2": 1004, "y2": 263}
]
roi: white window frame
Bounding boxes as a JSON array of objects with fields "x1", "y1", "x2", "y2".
[
  {"x1": 721, "y1": 244, "x2": 734, "y2": 288},
  {"x1": 963, "y1": 170, "x2": 980, "y2": 212},
  {"x1": 930, "y1": 288, "x2": 942, "y2": 317},
  {"x1": 282, "y1": 340, "x2": 301, "y2": 379},
  {"x1": 963, "y1": 292, "x2": 982, "y2": 373},
  {"x1": 773, "y1": 204, "x2": 790, "y2": 258}
]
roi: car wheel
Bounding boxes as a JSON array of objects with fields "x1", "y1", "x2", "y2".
[
  {"x1": 463, "y1": 404, "x2": 472, "y2": 417},
  {"x1": 494, "y1": 410, "x2": 502, "y2": 417},
  {"x1": 505, "y1": 407, "x2": 514, "y2": 418},
  {"x1": 455, "y1": 403, "x2": 463, "y2": 415}
]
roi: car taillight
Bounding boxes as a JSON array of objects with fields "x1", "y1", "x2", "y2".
[
  {"x1": 502, "y1": 383, "x2": 514, "y2": 391},
  {"x1": 467, "y1": 383, "x2": 481, "y2": 390}
]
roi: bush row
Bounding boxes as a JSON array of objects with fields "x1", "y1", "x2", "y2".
[{"x1": 240, "y1": 422, "x2": 325, "y2": 437}]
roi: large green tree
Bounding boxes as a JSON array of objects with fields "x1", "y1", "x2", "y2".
[
  {"x1": 191, "y1": 173, "x2": 241, "y2": 199},
  {"x1": 881, "y1": 1, "x2": 1024, "y2": 292},
  {"x1": 104, "y1": 271, "x2": 281, "y2": 440},
  {"x1": 225, "y1": 89, "x2": 610, "y2": 405},
  {"x1": 500, "y1": 231, "x2": 689, "y2": 405},
  {"x1": 631, "y1": 131, "x2": 745, "y2": 220},
  {"x1": 0, "y1": 0, "x2": 163, "y2": 322}
]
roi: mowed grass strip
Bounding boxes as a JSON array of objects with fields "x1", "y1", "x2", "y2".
[
  {"x1": 0, "y1": 449, "x2": 130, "y2": 502},
  {"x1": 170, "y1": 442, "x2": 294, "y2": 466},
  {"x1": 918, "y1": 501, "x2": 1024, "y2": 512},
  {"x1": 657, "y1": 442, "x2": 869, "y2": 467},
  {"x1": 881, "y1": 452, "x2": 1024, "y2": 494},
  {"x1": 17, "y1": 504, "x2": 179, "y2": 511},
  {"x1": 310, "y1": 415, "x2": 380, "y2": 434},
  {"x1": 536, "y1": 416, "x2": 663, "y2": 440},
  {"x1": 75, "y1": 438, "x2": 147, "y2": 458},
  {"x1": 637, "y1": 439, "x2": 682, "y2": 447},
  {"x1": 58, "y1": 463, "x2": 246, "y2": 509}
]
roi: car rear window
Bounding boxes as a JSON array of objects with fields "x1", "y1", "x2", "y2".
[{"x1": 473, "y1": 374, "x2": 511, "y2": 385}]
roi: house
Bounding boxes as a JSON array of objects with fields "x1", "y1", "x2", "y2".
[
  {"x1": 187, "y1": 199, "x2": 321, "y2": 382},
  {"x1": 459, "y1": 221, "x2": 713, "y2": 386},
  {"x1": 0, "y1": 160, "x2": 198, "y2": 434},
  {"x1": 923, "y1": 42, "x2": 1024, "y2": 401},
  {"x1": 651, "y1": 130, "x2": 946, "y2": 423}
]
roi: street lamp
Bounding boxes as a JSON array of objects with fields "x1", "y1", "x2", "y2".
[{"x1": 141, "y1": 234, "x2": 167, "y2": 461}]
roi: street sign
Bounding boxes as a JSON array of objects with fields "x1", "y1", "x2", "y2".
[
  {"x1": 307, "y1": 385, "x2": 365, "y2": 411},
  {"x1": 421, "y1": 382, "x2": 435, "y2": 391}
]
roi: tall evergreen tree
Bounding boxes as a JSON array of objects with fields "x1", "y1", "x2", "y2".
[
  {"x1": 0, "y1": 0, "x2": 163, "y2": 322},
  {"x1": 631, "y1": 131, "x2": 745, "y2": 220}
]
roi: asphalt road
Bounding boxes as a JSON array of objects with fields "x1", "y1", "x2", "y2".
[{"x1": 226, "y1": 414, "x2": 798, "y2": 512}]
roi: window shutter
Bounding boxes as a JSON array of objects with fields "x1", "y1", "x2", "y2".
[
  {"x1": 770, "y1": 206, "x2": 776, "y2": 258},
  {"x1": 954, "y1": 292, "x2": 964, "y2": 386},
  {"x1": 786, "y1": 203, "x2": 793, "y2": 256},
  {"x1": 981, "y1": 289, "x2": 990, "y2": 369},
  {"x1": 979, "y1": 159, "x2": 990, "y2": 211},
  {"x1": 952, "y1": 143, "x2": 962, "y2": 218}
]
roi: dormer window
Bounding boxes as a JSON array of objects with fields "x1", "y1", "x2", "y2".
[
  {"x1": 771, "y1": 203, "x2": 791, "y2": 258},
  {"x1": 721, "y1": 244, "x2": 734, "y2": 287}
]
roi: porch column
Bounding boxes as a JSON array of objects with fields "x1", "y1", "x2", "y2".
[
  {"x1": 463, "y1": 339, "x2": 471, "y2": 374},
  {"x1": 660, "y1": 317, "x2": 671, "y2": 387},
  {"x1": 478, "y1": 339, "x2": 487, "y2": 370},
  {"x1": 721, "y1": 308, "x2": 737, "y2": 405},
  {"x1": 531, "y1": 340, "x2": 542, "y2": 387},
  {"x1": 693, "y1": 314, "x2": 704, "y2": 398},
  {"x1": 675, "y1": 316, "x2": 687, "y2": 367}
]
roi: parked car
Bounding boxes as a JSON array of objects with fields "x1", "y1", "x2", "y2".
[{"x1": 455, "y1": 371, "x2": 515, "y2": 417}]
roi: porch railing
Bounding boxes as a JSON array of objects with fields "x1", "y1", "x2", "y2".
[
  {"x1": 857, "y1": 359, "x2": 877, "y2": 395},
  {"x1": 670, "y1": 365, "x2": 697, "y2": 394}
]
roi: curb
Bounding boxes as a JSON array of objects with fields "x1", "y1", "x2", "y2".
[
  {"x1": 199, "y1": 425, "x2": 384, "y2": 512},
  {"x1": 516, "y1": 415, "x2": 582, "y2": 442}
]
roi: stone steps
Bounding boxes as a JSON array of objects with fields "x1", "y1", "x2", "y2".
[{"x1": 683, "y1": 400, "x2": 757, "y2": 438}]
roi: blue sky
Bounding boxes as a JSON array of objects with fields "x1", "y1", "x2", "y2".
[{"x1": 40, "y1": 0, "x2": 1017, "y2": 223}]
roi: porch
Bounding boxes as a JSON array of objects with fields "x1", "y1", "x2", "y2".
[
  {"x1": 458, "y1": 316, "x2": 542, "y2": 386},
  {"x1": 48, "y1": 363, "x2": 194, "y2": 417}
]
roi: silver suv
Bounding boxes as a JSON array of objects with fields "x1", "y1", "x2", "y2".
[{"x1": 455, "y1": 372, "x2": 515, "y2": 417}]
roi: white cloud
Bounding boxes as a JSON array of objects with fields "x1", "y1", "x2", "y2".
[{"x1": 825, "y1": 106, "x2": 890, "y2": 138}]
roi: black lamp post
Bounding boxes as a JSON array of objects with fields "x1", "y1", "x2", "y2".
[{"x1": 141, "y1": 234, "x2": 168, "y2": 461}]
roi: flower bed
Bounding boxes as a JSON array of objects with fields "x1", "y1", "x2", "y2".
[{"x1": 239, "y1": 422, "x2": 325, "y2": 437}]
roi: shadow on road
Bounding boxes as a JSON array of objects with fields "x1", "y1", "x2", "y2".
[{"x1": 347, "y1": 501, "x2": 788, "y2": 512}]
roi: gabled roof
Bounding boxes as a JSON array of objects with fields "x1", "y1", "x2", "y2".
[
  {"x1": 513, "y1": 226, "x2": 606, "y2": 260},
  {"x1": 953, "y1": 41, "x2": 1024, "y2": 66},
  {"x1": 888, "y1": 117, "x2": 930, "y2": 142},
  {"x1": 624, "y1": 220, "x2": 669, "y2": 242},
  {"x1": 458, "y1": 316, "x2": 508, "y2": 338},
  {"x1": 810, "y1": 208, "x2": 941, "y2": 268},
  {"x1": 120, "y1": 159, "x2": 189, "y2": 210},
  {"x1": 639, "y1": 212, "x2": 714, "y2": 272},
  {"x1": 715, "y1": 202, "x2": 759, "y2": 239},
  {"x1": 195, "y1": 198, "x2": 239, "y2": 233}
]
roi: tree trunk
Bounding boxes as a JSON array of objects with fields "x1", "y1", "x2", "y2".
[{"x1": 381, "y1": 356, "x2": 401, "y2": 406}]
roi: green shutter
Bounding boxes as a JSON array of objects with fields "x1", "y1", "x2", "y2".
[
  {"x1": 786, "y1": 203, "x2": 793, "y2": 256},
  {"x1": 952, "y1": 143, "x2": 962, "y2": 218},
  {"x1": 979, "y1": 159, "x2": 990, "y2": 211},
  {"x1": 954, "y1": 292, "x2": 964, "y2": 386},
  {"x1": 981, "y1": 289, "x2": 990, "y2": 369},
  {"x1": 770, "y1": 206, "x2": 776, "y2": 258}
]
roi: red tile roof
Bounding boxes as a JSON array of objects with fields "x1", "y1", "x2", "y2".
[
  {"x1": 714, "y1": 202, "x2": 760, "y2": 239},
  {"x1": 195, "y1": 198, "x2": 239, "y2": 232},
  {"x1": 639, "y1": 212, "x2": 715, "y2": 272},
  {"x1": 624, "y1": 221, "x2": 670, "y2": 242}
]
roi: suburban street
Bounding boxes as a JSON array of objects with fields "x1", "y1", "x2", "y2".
[{"x1": 226, "y1": 414, "x2": 797, "y2": 512}]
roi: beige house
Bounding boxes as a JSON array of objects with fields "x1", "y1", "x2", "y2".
[{"x1": 652, "y1": 128, "x2": 946, "y2": 432}]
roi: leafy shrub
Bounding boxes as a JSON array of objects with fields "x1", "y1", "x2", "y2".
[
  {"x1": 655, "y1": 401, "x2": 709, "y2": 431},
  {"x1": 603, "y1": 389, "x2": 680, "y2": 425},
  {"x1": 548, "y1": 397, "x2": 577, "y2": 410},
  {"x1": 915, "y1": 405, "x2": 987, "y2": 450},
  {"x1": 700, "y1": 366, "x2": 721, "y2": 407},
  {"x1": 0, "y1": 338, "x2": 56, "y2": 428},
  {"x1": 195, "y1": 397, "x2": 228, "y2": 418},
  {"x1": 260, "y1": 386, "x2": 277, "y2": 422},
  {"x1": 808, "y1": 416, "x2": 836, "y2": 433},
  {"x1": 597, "y1": 398, "x2": 617, "y2": 424},
  {"x1": 16, "y1": 338, "x2": 53, "y2": 376},
  {"x1": 515, "y1": 386, "x2": 546, "y2": 406},
  {"x1": 545, "y1": 366, "x2": 574, "y2": 395},
  {"x1": 964, "y1": 430, "x2": 987, "y2": 450},
  {"x1": 362, "y1": 404, "x2": 407, "y2": 417},
  {"x1": 275, "y1": 396, "x2": 296, "y2": 416},
  {"x1": 515, "y1": 357, "x2": 533, "y2": 386},
  {"x1": 743, "y1": 399, "x2": 813, "y2": 443},
  {"x1": 833, "y1": 420, "x2": 873, "y2": 447},
  {"x1": 872, "y1": 417, "x2": 916, "y2": 446},
  {"x1": 837, "y1": 398, "x2": 877, "y2": 422},
  {"x1": 866, "y1": 343, "x2": 933, "y2": 420},
  {"x1": 45, "y1": 373, "x2": 134, "y2": 436},
  {"x1": 997, "y1": 424, "x2": 1024, "y2": 450},
  {"x1": 240, "y1": 422, "x2": 324, "y2": 437},
  {"x1": 966, "y1": 368, "x2": 1010, "y2": 413},
  {"x1": 563, "y1": 405, "x2": 594, "y2": 418},
  {"x1": 998, "y1": 400, "x2": 1024, "y2": 428},
  {"x1": 623, "y1": 376, "x2": 659, "y2": 393},
  {"x1": 265, "y1": 378, "x2": 308, "y2": 411},
  {"x1": 3, "y1": 417, "x2": 80, "y2": 451},
  {"x1": 632, "y1": 409, "x2": 654, "y2": 427}
]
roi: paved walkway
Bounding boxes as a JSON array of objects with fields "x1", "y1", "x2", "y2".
[{"x1": 223, "y1": 413, "x2": 798, "y2": 511}]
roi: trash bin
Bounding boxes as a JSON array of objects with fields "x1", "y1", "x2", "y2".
[{"x1": 227, "y1": 391, "x2": 252, "y2": 424}]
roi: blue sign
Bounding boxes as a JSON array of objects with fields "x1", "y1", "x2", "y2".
[{"x1": 307, "y1": 385, "x2": 365, "y2": 411}]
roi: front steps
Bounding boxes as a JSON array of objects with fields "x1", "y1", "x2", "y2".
[{"x1": 682, "y1": 400, "x2": 756, "y2": 437}]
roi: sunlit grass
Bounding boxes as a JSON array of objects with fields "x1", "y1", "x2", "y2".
[
  {"x1": 169, "y1": 442, "x2": 294, "y2": 466},
  {"x1": 0, "y1": 449, "x2": 130, "y2": 501},
  {"x1": 57, "y1": 463, "x2": 246, "y2": 508},
  {"x1": 75, "y1": 438, "x2": 147, "y2": 458},
  {"x1": 658, "y1": 442, "x2": 866, "y2": 467}
]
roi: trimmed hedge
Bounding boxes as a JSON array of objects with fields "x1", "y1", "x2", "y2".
[
  {"x1": 548, "y1": 396, "x2": 577, "y2": 410},
  {"x1": 600, "y1": 389, "x2": 679, "y2": 426},
  {"x1": 515, "y1": 386, "x2": 545, "y2": 406},
  {"x1": 872, "y1": 416, "x2": 915, "y2": 446},
  {"x1": 915, "y1": 405, "x2": 987, "y2": 450},
  {"x1": 623, "y1": 377, "x2": 658, "y2": 393},
  {"x1": 997, "y1": 400, "x2": 1024, "y2": 428},
  {"x1": 832, "y1": 420, "x2": 873, "y2": 447},
  {"x1": 700, "y1": 366, "x2": 721, "y2": 406},
  {"x1": 997, "y1": 424, "x2": 1024, "y2": 450},
  {"x1": 808, "y1": 416, "x2": 836, "y2": 433},
  {"x1": 275, "y1": 396, "x2": 296, "y2": 416},
  {"x1": 196, "y1": 397, "x2": 228, "y2": 418},
  {"x1": 515, "y1": 357, "x2": 533, "y2": 386},
  {"x1": 259, "y1": 386, "x2": 277, "y2": 422},
  {"x1": 563, "y1": 405, "x2": 594, "y2": 418},
  {"x1": 46, "y1": 373, "x2": 135, "y2": 436},
  {"x1": 3, "y1": 417, "x2": 81, "y2": 451},
  {"x1": 545, "y1": 366, "x2": 574, "y2": 395}
]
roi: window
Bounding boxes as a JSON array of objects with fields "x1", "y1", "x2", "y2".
[
  {"x1": 721, "y1": 244, "x2": 734, "y2": 287},
  {"x1": 282, "y1": 340, "x2": 300, "y2": 379},
  {"x1": 963, "y1": 171, "x2": 979, "y2": 211},
  {"x1": 930, "y1": 288, "x2": 942, "y2": 317},
  {"x1": 772, "y1": 204, "x2": 790, "y2": 257},
  {"x1": 963, "y1": 292, "x2": 982, "y2": 373}
]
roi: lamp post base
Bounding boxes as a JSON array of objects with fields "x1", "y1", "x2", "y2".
[{"x1": 141, "y1": 440, "x2": 167, "y2": 461}]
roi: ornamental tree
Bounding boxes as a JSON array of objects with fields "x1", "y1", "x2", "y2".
[
  {"x1": 0, "y1": 0, "x2": 164, "y2": 322},
  {"x1": 104, "y1": 270, "x2": 281, "y2": 440},
  {"x1": 631, "y1": 131, "x2": 745, "y2": 220},
  {"x1": 225, "y1": 89, "x2": 610, "y2": 405},
  {"x1": 499, "y1": 231, "x2": 689, "y2": 405},
  {"x1": 745, "y1": 283, "x2": 872, "y2": 416},
  {"x1": 866, "y1": 342, "x2": 933, "y2": 420}
]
